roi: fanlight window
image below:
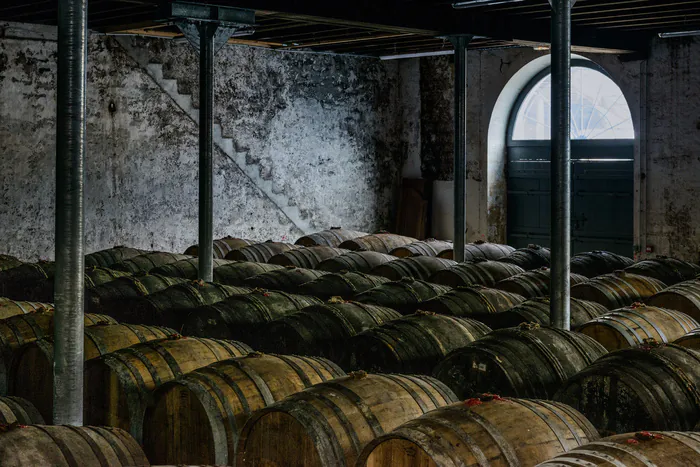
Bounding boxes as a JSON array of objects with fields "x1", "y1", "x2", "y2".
[{"x1": 512, "y1": 66, "x2": 634, "y2": 141}]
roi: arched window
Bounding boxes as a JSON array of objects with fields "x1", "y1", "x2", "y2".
[{"x1": 506, "y1": 59, "x2": 635, "y2": 256}]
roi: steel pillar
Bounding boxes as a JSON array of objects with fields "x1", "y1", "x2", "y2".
[
  {"x1": 550, "y1": 0, "x2": 573, "y2": 330},
  {"x1": 54, "y1": 0, "x2": 87, "y2": 426},
  {"x1": 449, "y1": 35, "x2": 472, "y2": 263},
  {"x1": 198, "y1": 22, "x2": 216, "y2": 281}
]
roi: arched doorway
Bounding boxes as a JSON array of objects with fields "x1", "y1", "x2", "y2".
[{"x1": 506, "y1": 59, "x2": 635, "y2": 256}]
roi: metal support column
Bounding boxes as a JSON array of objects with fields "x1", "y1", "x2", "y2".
[
  {"x1": 198, "y1": 22, "x2": 216, "y2": 282},
  {"x1": 54, "y1": 0, "x2": 87, "y2": 426},
  {"x1": 450, "y1": 35, "x2": 472, "y2": 263},
  {"x1": 550, "y1": 0, "x2": 573, "y2": 330}
]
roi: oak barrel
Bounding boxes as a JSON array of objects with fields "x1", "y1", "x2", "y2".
[
  {"x1": 212, "y1": 261, "x2": 284, "y2": 286},
  {"x1": 434, "y1": 325, "x2": 608, "y2": 400},
  {"x1": 0, "y1": 425, "x2": 149, "y2": 467},
  {"x1": 0, "y1": 396, "x2": 44, "y2": 424},
  {"x1": 647, "y1": 279, "x2": 700, "y2": 321},
  {"x1": 438, "y1": 241, "x2": 515, "y2": 261},
  {"x1": 538, "y1": 431, "x2": 700, "y2": 467},
  {"x1": 495, "y1": 268, "x2": 588, "y2": 298},
  {"x1": 468, "y1": 297, "x2": 609, "y2": 330},
  {"x1": 180, "y1": 289, "x2": 322, "y2": 342},
  {"x1": 150, "y1": 258, "x2": 232, "y2": 279},
  {"x1": 297, "y1": 272, "x2": 390, "y2": 300},
  {"x1": 225, "y1": 242, "x2": 300, "y2": 262},
  {"x1": 578, "y1": 304, "x2": 699, "y2": 351},
  {"x1": 243, "y1": 267, "x2": 328, "y2": 293},
  {"x1": 675, "y1": 328, "x2": 700, "y2": 348},
  {"x1": 359, "y1": 396, "x2": 599, "y2": 467},
  {"x1": 111, "y1": 252, "x2": 193, "y2": 274},
  {"x1": 554, "y1": 343, "x2": 700, "y2": 434},
  {"x1": 110, "y1": 281, "x2": 250, "y2": 328},
  {"x1": 0, "y1": 311, "x2": 116, "y2": 395},
  {"x1": 184, "y1": 236, "x2": 254, "y2": 258},
  {"x1": 570, "y1": 251, "x2": 635, "y2": 278},
  {"x1": 261, "y1": 301, "x2": 401, "y2": 362},
  {"x1": 342, "y1": 312, "x2": 492, "y2": 374},
  {"x1": 0, "y1": 254, "x2": 22, "y2": 272},
  {"x1": 84, "y1": 336, "x2": 252, "y2": 440},
  {"x1": 316, "y1": 251, "x2": 398, "y2": 273},
  {"x1": 338, "y1": 233, "x2": 418, "y2": 254},
  {"x1": 419, "y1": 285, "x2": 526, "y2": 316},
  {"x1": 85, "y1": 246, "x2": 147, "y2": 268},
  {"x1": 0, "y1": 297, "x2": 52, "y2": 320},
  {"x1": 143, "y1": 353, "x2": 345, "y2": 466},
  {"x1": 0, "y1": 261, "x2": 53, "y2": 300},
  {"x1": 354, "y1": 278, "x2": 452, "y2": 315},
  {"x1": 20, "y1": 266, "x2": 130, "y2": 303},
  {"x1": 269, "y1": 246, "x2": 350, "y2": 269},
  {"x1": 371, "y1": 256, "x2": 457, "y2": 281},
  {"x1": 499, "y1": 244, "x2": 551, "y2": 270},
  {"x1": 86, "y1": 274, "x2": 187, "y2": 313},
  {"x1": 11, "y1": 324, "x2": 175, "y2": 423},
  {"x1": 430, "y1": 260, "x2": 525, "y2": 288},
  {"x1": 390, "y1": 240, "x2": 454, "y2": 258},
  {"x1": 295, "y1": 228, "x2": 369, "y2": 247},
  {"x1": 236, "y1": 372, "x2": 458, "y2": 467},
  {"x1": 625, "y1": 256, "x2": 700, "y2": 286},
  {"x1": 571, "y1": 271, "x2": 667, "y2": 309}
]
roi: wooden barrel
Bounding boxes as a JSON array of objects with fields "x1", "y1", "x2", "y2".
[
  {"x1": 419, "y1": 285, "x2": 526, "y2": 316},
  {"x1": 0, "y1": 254, "x2": 22, "y2": 272},
  {"x1": 181, "y1": 290, "x2": 322, "y2": 342},
  {"x1": 354, "y1": 278, "x2": 452, "y2": 315},
  {"x1": 243, "y1": 267, "x2": 328, "y2": 293},
  {"x1": 434, "y1": 325, "x2": 607, "y2": 400},
  {"x1": 0, "y1": 396, "x2": 44, "y2": 424},
  {"x1": 570, "y1": 250, "x2": 635, "y2": 278},
  {"x1": 85, "y1": 246, "x2": 147, "y2": 268},
  {"x1": 150, "y1": 258, "x2": 232, "y2": 279},
  {"x1": 225, "y1": 242, "x2": 300, "y2": 262},
  {"x1": 494, "y1": 268, "x2": 588, "y2": 298},
  {"x1": 143, "y1": 353, "x2": 345, "y2": 466},
  {"x1": 0, "y1": 262, "x2": 53, "y2": 300},
  {"x1": 430, "y1": 260, "x2": 525, "y2": 288},
  {"x1": 0, "y1": 297, "x2": 52, "y2": 320},
  {"x1": 358, "y1": 396, "x2": 599, "y2": 467},
  {"x1": 468, "y1": 297, "x2": 609, "y2": 330},
  {"x1": 338, "y1": 233, "x2": 418, "y2": 254},
  {"x1": 85, "y1": 266, "x2": 131, "y2": 287},
  {"x1": 675, "y1": 328, "x2": 700, "y2": 348},
  {"x1": 0, "y1": 425, "x2": 149, "y2": 467},
  {"x1": 342, "y1": 312, "x2": 492, "y2": 374},
  {"x1": 11, "y1": 324, "x2": 176, "y2": 423},
  {"x1": 297, "y1": 272, "x2": 390, "y2": 300},
  {"x1": 438, "y1": 241, "x2": 515, "y2": 261},
  {"x1": 571, "y1": 271, "x2": 667, "y2": 310},
  {"x1": 0, "y1": 311, "x2": 116, "y2": 395},
  {"x1": 236, "y1": 372, "x2": 458, "y2": 467},
  {"x1": 295, "y1": 228, "x2": 369, "y2": 247},
  {"x1": 647, "y1": 279, "x2": 700, "y2": 321},
  {"x1": 371, "y1": 256, "x2": 457, "y2": 281},
  {"x1": 555, "y1": 343, "x2": 700, "y2": 434},
  {"x1": 268, "y1": 247, "x2": 350, "y2": 269},
  {"x1": 498, "y1": 244, "x2": 551, "y2": 270},
  {"x1": 578, "y1": 304, "x2": 700, "y2": 351},
  {"x1": 316, "y1": 251, "x2": 398, "y2": 273},
  {"x1": 20, "y1": 266, "x2": 130, "y2": 303},
  {"x1": 112, "y1": 281, "x2": 250, "y2": 328},
  {"x1": 538, "y1": 431, "x2": 700, "y2": 467},
  {"x1": 212, "y1": 261, "x2": 284, "y2": 286},
  {"x1": 261, "y1": 301, "x2": 401, "y2": 362},
  {"x1": 84, "y1": 336, "x2": 252, "y2": 440},
  {"x1": 86, "y1": 274, "x2": 187, "y2": 312},
  {"x1": 185, "y1": 236, "x2": 254, "y2": 258},
  {"x1": 111, "y1": 252, "x2": 193, "y2": 274},
  {"x1": 626, "y1": 256, "x2": 700, "y2": 286},
  {"x1": 390, "y1": 239, "x2": 454, "y2": 258}
]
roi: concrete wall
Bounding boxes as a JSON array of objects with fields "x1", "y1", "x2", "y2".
[
  {"x1": 414, "y1": 38, "x2": 700, "y2": 261},
  {"x1": 0, "y1": 22, "x2": 403, "y2": 261}
]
